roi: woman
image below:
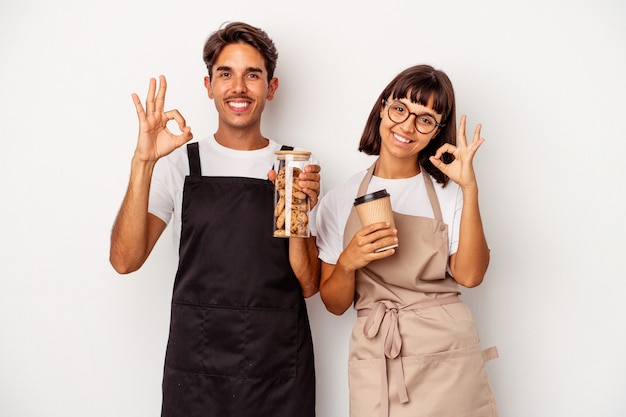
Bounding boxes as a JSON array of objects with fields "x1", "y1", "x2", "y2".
[{"x1": 315, "y1": 65, "x2": 498, "y2": 417}]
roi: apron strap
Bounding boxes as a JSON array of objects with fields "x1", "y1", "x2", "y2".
[
  {"x1": 357, "y1": 295, "x2": 462, "y2": 417},
  {"x1": 421, "y1": 167, "x2": 444, "y2": 223},
  {"x1": 187, "y1": 142, "x2": 201, "y2": 176},
  {"x1": 357, "y1": 160, "x2": 444, "y2": 223},
  {"x1": 357, "y1": 162, "x2": 376, "y2": 197},
  {"x1": 482, "y1": 346, "x2": 499, "y2": 362}
]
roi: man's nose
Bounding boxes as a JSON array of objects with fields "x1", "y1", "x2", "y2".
[{"x1": 231, "y1": 76, "x2": 247, "y2": 93}]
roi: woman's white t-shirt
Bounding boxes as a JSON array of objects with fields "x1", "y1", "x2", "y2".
[{"x1": 315, "y1": 169, "x2": 463, "y2": 266}]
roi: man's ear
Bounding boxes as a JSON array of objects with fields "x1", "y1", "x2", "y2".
[
  {"x1": 266, "y1": 77, "x2": 279, "y2": 101},
  {"x1": 204, "y1": 76, "x2": 214, "y2": 99}
]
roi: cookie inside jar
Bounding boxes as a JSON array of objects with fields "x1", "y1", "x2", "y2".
[{"x1": 273, "y1": 150, "x2": 311, "y2": 238}]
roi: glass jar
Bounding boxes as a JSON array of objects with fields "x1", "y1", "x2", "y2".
[{"x1": 273, "y1": 150, "x2": 311, "y2": 238}]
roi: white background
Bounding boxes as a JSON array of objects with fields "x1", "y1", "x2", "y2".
[{"x1": 1, "y1": 0, "x2": 625, "y2": 416}]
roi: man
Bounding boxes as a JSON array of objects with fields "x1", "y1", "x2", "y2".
[{"x1": 110, "y1": 22, "x2": 320, "y2": 417}]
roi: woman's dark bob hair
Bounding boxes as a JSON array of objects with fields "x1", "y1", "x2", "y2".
[{"x1": 358, "y1": 64, "x2": 457, "y2": 186}]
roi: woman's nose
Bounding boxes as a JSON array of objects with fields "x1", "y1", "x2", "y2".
[{"x1": 399, "y1": 114, "x2": 417, "y2": 132}]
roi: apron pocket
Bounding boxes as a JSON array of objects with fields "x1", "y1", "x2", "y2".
[
  {"x1": 348, "y1": 344, "x2": 498, "y2": 417},
  {"x1": 348, "y1": 357, "x2": 385, "y2": 417},
  {"x1": 166, "y1": 302, "x2": 298, "y2": 379},
  {"x1": 240, "y1": 306, "x2": 298, "y2": 378},
  {"x1": 400, "y1": 343, "x2": 498, "y2": 416}
]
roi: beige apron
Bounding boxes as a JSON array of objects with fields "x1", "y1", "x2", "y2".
[{"x1": 344, "y1": 161, "x2": 498, "y2": 417}]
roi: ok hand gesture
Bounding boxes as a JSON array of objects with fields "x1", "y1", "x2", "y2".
[
  {"x1": 429, "y1": 115, "x2": 484, "y2": 189},
  {"x1": 131, "y1": 75, "x2": 193, "y2": 162}
]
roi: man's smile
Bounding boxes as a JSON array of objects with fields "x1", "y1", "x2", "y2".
[{"x1": 227, "y1": 99, "x2": 251, "y2": 112}]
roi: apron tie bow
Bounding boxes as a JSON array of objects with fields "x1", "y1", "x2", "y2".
[
  {"x1": 363, "y1": 300, "x2": 402, "y2": 359},
  {"x1": 361, "y1": 300, "x2": 410, "y2": 417}
]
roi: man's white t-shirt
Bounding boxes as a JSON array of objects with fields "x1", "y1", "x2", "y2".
[
  {"x1": 315, "y1": 169, "x2": 463, "y2": 266},
  {"x1": 148, "y1": 136, "x2": 318, "y2": 246}
]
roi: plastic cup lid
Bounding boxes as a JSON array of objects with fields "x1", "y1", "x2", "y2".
[{"x1": 354, "y1": 189, "x2": 390, "y2": 205}]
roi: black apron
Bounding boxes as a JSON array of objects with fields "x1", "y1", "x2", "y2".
[{"x1": 161, "y1": 142, "x2": 316, "y2": 417}]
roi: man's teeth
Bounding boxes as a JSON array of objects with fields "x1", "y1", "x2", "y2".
[{"x1": 230, "y1": 102, "x2": 248, "y2": 109}]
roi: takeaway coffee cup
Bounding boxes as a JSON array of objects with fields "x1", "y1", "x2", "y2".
[
  {"x1": 354, "y1": 189, "x2": 398, "y2": 252},
  {"x1": 273, "y1": 150, "x2": 311, "y2": 238}
]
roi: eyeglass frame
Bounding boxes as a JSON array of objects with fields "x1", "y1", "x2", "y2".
[{"x1": 383, "y1": 100, "x2": 444, "y2": 134}]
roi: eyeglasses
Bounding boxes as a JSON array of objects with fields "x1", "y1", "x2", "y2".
[{"x1": 384, "y1": 101, "x2": 443, "y2": 134}]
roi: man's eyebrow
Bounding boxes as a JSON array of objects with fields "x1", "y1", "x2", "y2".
[{"x1": 214, "y1": 65, "x2": 264, "y2": 74}]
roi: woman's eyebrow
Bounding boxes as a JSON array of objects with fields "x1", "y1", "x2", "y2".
[{"x1": 398, "y1": 99, "x2": 438, "y2": 118}]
